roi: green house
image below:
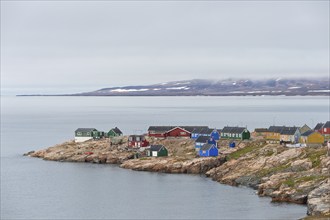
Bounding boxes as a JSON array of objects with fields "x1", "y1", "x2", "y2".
[
  {"x1": 75, "y1": 128, "x2": 99, "y2": 142},
  {"x1": 221, "y1": 126, "x2": 250, "y2": 140},
  {"x1": 107, "y1": 127, "x2": 123, "y2": 137},
  {"x1": 147, "y1": 145, "x2": 168, "y2": 157}
]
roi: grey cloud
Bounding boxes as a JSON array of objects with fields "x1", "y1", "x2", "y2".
[{"x1": 1, "y1": 1, "x2": 329, "y2": 92}]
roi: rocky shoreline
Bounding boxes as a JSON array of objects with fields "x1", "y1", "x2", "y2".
[{"x1": 24, "y1": 136, "x2": 330, "y2": 218}]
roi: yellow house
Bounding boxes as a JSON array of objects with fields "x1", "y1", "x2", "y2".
[
  {"x1": 266, "y1": 126, "x2": 285, "y2": 141},
  {"x1": 300, "y1": 131, "x2": 325, "y2": 144}
]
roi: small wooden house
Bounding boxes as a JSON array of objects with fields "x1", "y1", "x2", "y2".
[
  {"x1": 195, "y1": 136, "x2": 216, "y2": 150},
  {"x1": 75, "y1": 128, "x2": 99, "y2": 142},
  {"x1": 221, "y1": 126, "x2": 250, "y2": 140},
  {"x1": 300, "y1": 131, "x2": 325, "y2": 144},
  {"x1": 199, "y1": 144, "x2": 218, "y2": 157},
  {"x1": 280, "y1": 127, "x2": 300, "y2": 143},
  {"x1": 299, "y1": 124, "x2": 312, "y2": 135},
  {"x1": 108, "y1": 127, "x2": 123, "y2": 137},
  {"x1": 128, "y1": 135, "x2": 149, "y2": 148},
  {"x1": 166, "y1": 126, "x2": 191, "y2": 138},
  {"x1": 147, "y1": 145, "x2": 168, "y2": 157}
]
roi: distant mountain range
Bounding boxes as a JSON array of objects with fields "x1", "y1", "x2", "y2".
[
  {"x1": 20, "y1": 78, "x2": 330, "y2": 96},
  {"x1": 70, "y1": 78, "x2": 329, "y2": 96}
]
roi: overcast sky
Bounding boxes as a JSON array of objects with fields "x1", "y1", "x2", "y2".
[{"x1": 1, "y1": 1, "x2": 329, "y2": 94}]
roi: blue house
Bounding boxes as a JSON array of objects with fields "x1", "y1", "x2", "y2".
[
  {"x1": 195, "y1": 136, "x2": 216, "y2": 150},
  {"x1": 210, "y1": 129, "x2": 221, "y2": 140},
  {"x1": 199, "y1": 144, "x2": 218, "y2": 157},
  {"x1": 189, "y1": 127, "x2": 210, "y2": 139}
]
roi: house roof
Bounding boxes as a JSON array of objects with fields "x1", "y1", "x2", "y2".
[
  {"x1": 268, "y1": 126, "x2": 285, "y2": 133},
  {"x1": 301, "y1": 130, "x2": 315, "y2": 137},
  {"x1": 181, "y1": 126, "x2": 209, "y2": 133},
  {"x1": 196, "y1": 135, "x2": 212, "y2": 143},
  {"x1": 299, "y1": 124, "x2": 312, "y2": 134},
  {"x1": 314, "y1": 123, "x2": 324, "y2": 130},
  {"x1": 222, "y1": 126, "x2": 247, "y2": 134},
  {"x1": 200, "y1": 143, "x2": 216, "y2": 151},
  {"x1": 111, "y1": 127, "x2": 122, "y2": 135},
  {"x1": 323, "y1": 121, "x2": 330, "y2": 128},
  {"x1": 280, "y1": 127, "x2": 298, "y2": 135},
  {"x1": 148, "y1": 126, "x2": 174, "y2": 133},
  {"x1": 254, "y1": 128, "x2": 268, "y2": 132},
  {"x1": 149, "y1": 145, "x2": 165, "y2": 152},
  {"x1": 75, "y1": 128, "x2": 97, "y2": 132}
]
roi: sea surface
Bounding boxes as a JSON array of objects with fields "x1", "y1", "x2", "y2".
[{"x1": 1, "y1": 96, "x2": 328, "y2": 219}]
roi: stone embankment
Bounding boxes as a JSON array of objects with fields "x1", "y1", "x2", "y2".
[{"x1": 25, "y1": 136, "x2": 330, "y2": 217}]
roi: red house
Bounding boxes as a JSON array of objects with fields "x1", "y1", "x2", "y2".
[
  {"x1": 148, "y1": 126, "x2": 174, "y2": 138},
  {"x1": 320, "y1": 121, "x2": 330, "y2": 135},
  {"x1": 128, "y1": 135, "x2": 149, "y2": 148},
  {"x1": 314, "y1": 121, "x2": 330, "y2": 136},
  {"x1": 166, "y1": 127, "x2": 191, "y2": 138}
]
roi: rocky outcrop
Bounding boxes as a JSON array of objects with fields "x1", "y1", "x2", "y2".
[
  {"x1": 120, "y1": 157, "x2": 225, "y2": 174},
  {"x1": 207, "y1": 143, "x2": 330, "y2": 216},
  {"x1": 307, "y1": 179, "x2": 330, "y2": 216}
]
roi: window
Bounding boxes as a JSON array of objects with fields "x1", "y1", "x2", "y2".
[
  {"x1": 136, "y1": 137, "x2": 141, "y2": 141},
  {"x1": 87, "y1": 132, "x2": 90, "y2": 135},
  {"x1": 203, "y1": 151, "x2": 206, "y2": 154},
  {"x1": 180, "y1": 132, "x2": 186, "y2": 135},
  {"x1": 77, "y1": 132, "x2": 82, "y2": 136}
]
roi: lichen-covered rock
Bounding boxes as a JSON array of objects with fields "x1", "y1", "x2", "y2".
[{"x1": 307, "y1": 179, "x2": 330, "y2": 216}]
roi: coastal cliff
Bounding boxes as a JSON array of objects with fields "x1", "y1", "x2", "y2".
[{"x1": 25, "y1": 136, "x2": 329, "y2": 217}]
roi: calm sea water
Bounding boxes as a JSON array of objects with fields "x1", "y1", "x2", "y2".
[{"x1": 1, "y1": 96, "x2": 328, "y2": 219}]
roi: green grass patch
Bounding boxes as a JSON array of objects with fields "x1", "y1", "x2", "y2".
[
  {"x1": 295, "y1": 175, "x2": 327, "y2": 183},
  {"x1": 304, "y1": 148, "x2": 326, "y2": 168},
  {"x1": 139, "y1": 157, "x2": 151, "y2": 160},
  {"x1": 283, "y1": 178, "x2": 295, "y2": 187}
]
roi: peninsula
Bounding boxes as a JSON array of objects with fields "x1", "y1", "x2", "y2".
[{"x1": 25, "y1": 136, "x2": 330, "y2": 218}]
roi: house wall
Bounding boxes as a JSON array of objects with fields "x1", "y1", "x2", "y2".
[
  {"x1": 307, "y1": 133, "x2": 325, "y2": 144},
  {"x1": 211, "y1": 131, "x2": 220, "y2": 140},
  {"x1": 166, "y1": 127, "x2": 191, "y2": 138},
  {"x1": 266, "y1": 132, "x2": 281, "y2": 140},
  {"x1": 158, "y1": 148, "x2": 168, "y2": 157},
  {"x1": 242, "y1": 131, "x2": 250, "y2": 140},
  {"x1": 148, "y1": 132, "x2": 166, "y2": 138},
  {"x1": 199, "y1": 147, "x2": 218, "y2": 157},
  {"x1": 321, "y1": 127, "x2": 330, "y2": 135},
  {"x1": 75, "y1": 131, "x2": 93, "y2": 137}
]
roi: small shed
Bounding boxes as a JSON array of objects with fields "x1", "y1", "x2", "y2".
[
  {"x1": 108, "y1": 127, "x2": 123, "y2": 137},
  {"x1": 147, "y1": 145, "x2": 168, "y2": 157},
  {"x1": 195, "y1": 136, "x2": 216, "y2": 150},
  {"x1": 199, "y1": 144, "x2": 218, "y2": 157}
]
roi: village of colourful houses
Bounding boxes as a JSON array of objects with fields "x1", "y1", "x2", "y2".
[{"x1": 74, "y1": 121, "x2": 330, "y2": 158}]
